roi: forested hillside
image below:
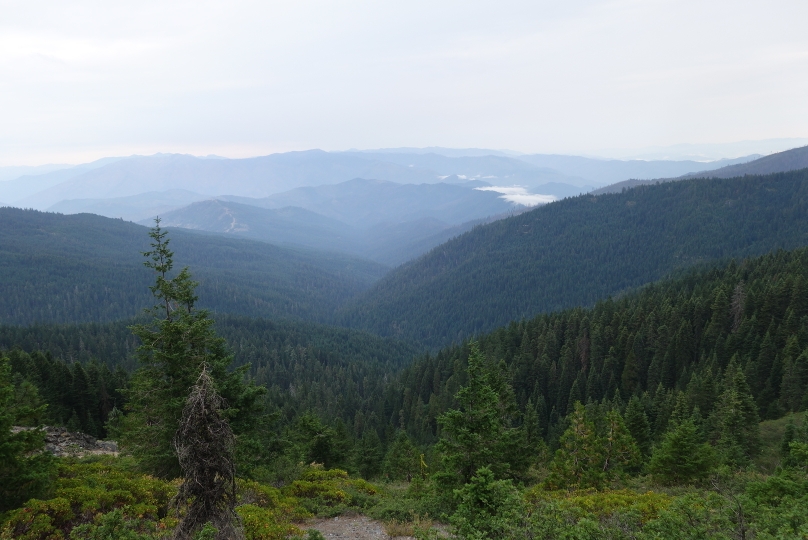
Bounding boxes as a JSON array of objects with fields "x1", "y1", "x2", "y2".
[
  {"x1": 682, "y1": 144, "x2": 808, "y2": 179},
  {"x1": 0, "y1": 208, "x2": 387, "y2": 325},
  {"x1": 344, "y1": 168, "x2": 808, "y2": 347},
  {"x1": 11, "y1": 244, "x2": 807, "y2": 462},
  {"x1": 387, "y1": 246, "x2": 808, "y2": 446},
  {"x1": 1, "y1": 315, "x2": 421, "y2": 438},
  {"x1": 5, "y1": 234, "x2": 808, "y2": 539},
  {"x1": 594, "y1": 144, "x2": 808, "y2": 194}
]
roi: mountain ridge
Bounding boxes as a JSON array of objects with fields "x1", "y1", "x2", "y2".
[
  {"x1": 218, "y1": 178, "x2": 515, "y2": 226},
  {"x1": 15, "y1": 151, "x2": 440, "y2": 209},
  {"x1": 592, "y1": 146, "x2": 808, "y2": 194},
  {"x1": 0, "y1": 207, "x2": 387, "y2": 326},
  {"x1": 341, "y1": 168, "x2": 808, "y2": 347},
  {"x1": 8, "y1": 149, "x2": 766, "y2": 213},
  {"x1": 152, "y1": 182, "x2": 520, "y2": 265}
]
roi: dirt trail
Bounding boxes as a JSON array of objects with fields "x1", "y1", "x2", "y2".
[{"x1": 305, "y1": 515, "x2": 415, "y2": 540}]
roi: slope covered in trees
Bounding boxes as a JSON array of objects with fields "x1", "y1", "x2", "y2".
[
  {"x1": 682, "y1": 144, "x2": 808, "y2": 179},
  {"x1": 0, "y1": 314, "x2": 421, "y2": 436},
  {"x1": 0, "y1": 208, "x2": 387, "y2": 325},
  {"x1": 387, "y1": 246, "x2": 808, "y2": 448},
  {"x1": 594, "y1": 144, "x2": 808, "y2": 194},
  {"x1": 5, "y1": 239, "x2": 808, "y2": 539},
  {"x1": 343, "y1": 168, "x2": 808, "y2": 347},
  {"x1": 17, "y1": 242, "x2": 804, "y2": 474}
]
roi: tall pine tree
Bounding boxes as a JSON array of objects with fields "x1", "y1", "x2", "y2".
[
  {"x1": 435, "y1": 343, "x2": 522, "y2": 487},
  {"x1": 121, "y1": 219, "x2": 265, "y2": 478}
]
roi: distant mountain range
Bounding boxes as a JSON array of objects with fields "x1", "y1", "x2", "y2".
[
  {"x1": 0, "y1": 157, "x2": 123, "y2": 202},
  {"x1": 517, "y1": 154, "x2": 757, "y2": 186},
  {"x1": 219, "y1": 178, "x2": 514, "y2": 226},
  {"x1": 49, "y1": 190, "x2": 209, "y2": 222},
  {"x1": 5, "y1": 145, "x2": 808, "y2": 270},
  {"x1": 152, "y1": 179, "x2": 518, "y2": 265},
  {"x1": 0, "y1": 147, "x2": 768, "y2": 213},
  {"x1": 12, "y1": 151, "x2": 441, "y2": 209},
  {"x1": 0, "y1": 163, "x2": 71, "y2": 183},
  {"x1": 340, "y1": 152, "x2": 593, "y2": 189},
  {"x1": 681, "y1": 145, "x2": 808, "y2": 179},
  {"x1": 595, "y1": 137, "x2": 808, "y2": 160},
  {"x1": 593, "y1": 145, "x2": 808, "y2": 194},
  {"x1": 6, "y1": 154, "x2": 808, "y2": 348}
]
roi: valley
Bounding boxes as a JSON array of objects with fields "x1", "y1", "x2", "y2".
[
  {"x1": 5, "y1": 3, "x2": 808, "y2": 537},
  {"x1": 3, "y1": 145, "x2": 808, "y2": 540}
]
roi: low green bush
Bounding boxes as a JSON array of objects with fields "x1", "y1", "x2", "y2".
[
  {"x1": 69, "y1": 508, "x2": 157, "y2": 540},
  {"x1": 283, "y1": 466, "x2": 379, "y2": 516},
  {"x1": 1, "y1": 458, "x2": 175, "y2": 540}
]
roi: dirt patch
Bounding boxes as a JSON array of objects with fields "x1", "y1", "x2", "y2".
[{"x1": 305, "y1": 514, "x2": 414, "y2": 540}]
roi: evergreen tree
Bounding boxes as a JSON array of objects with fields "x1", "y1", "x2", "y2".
[
  {"x1": 601, "y1": 408, "x2": 641, "y2": 477},
  {"x1": 293, "y1": 412, "x2": 339, "y2": 468},
  {"x1": 353, "y1": 429, "x2": 383, "y2": 479},
  {"x1": 450, "y1": 467, "x2": 524, "y2": 540},
  {"x1": 624, "y1": 395, "x2": 652, "y2": 458},
  {"x1": 120, "y1": 219, "x2": 265, "y2": 478},
  {"x1": 0, "y1": 355, "x2": 54, "y2": 512},
  {"x1": 9, "y1": 375, "x2": 47, "y2": 427},
  {"x1": 436, "y1": 343, "x2": 520, "y2": 487},
  {"x1": 520, "y1": 399, "x2": 546, "y2": 466},
  {"x1": 69, "y1": 362, "x2": 91, "y2": 433},
  {"x1": 711, "y1": 359, "x2": 760, "y2": 467},
  {"x1": 382, "y1": 431, "x2": 419, "y2": 481},
  {"x1": 780, "y1": 349, "x2": 808, "y2": 412},
  {"x1": 648, "y1": 419, "x2": 715, "y2": 485},
  {"x1": 545, "y1": 403, "x2": 601, "y2": 489},
  {"x1": 621, "y1": 350, "x2": 640, "y2": 395},
  {"x1": 782, "y1": 421, "x2": 808, "y2": 470},
  {"x1": 780, "y1": 419, "x2": 797, "y2": 462},
  {"x1": 546, "y1": 403, "x2": 638, "y2": 489}
]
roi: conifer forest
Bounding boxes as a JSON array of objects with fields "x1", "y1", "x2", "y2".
[{"x1": 3, "y1": 170, "x2": 808, "y2": 540}]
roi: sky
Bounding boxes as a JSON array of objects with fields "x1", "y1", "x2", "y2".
[{"x1": 1, "y1": 0, "x2": 807, "y2": 166}]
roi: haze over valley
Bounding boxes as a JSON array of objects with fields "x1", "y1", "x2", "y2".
[
  {"x1": 3, "y1": 145, "x2": 799, "y2": 266},
  {"x1": 3, "y1": 2, "x2": 808, "y2": 538}
]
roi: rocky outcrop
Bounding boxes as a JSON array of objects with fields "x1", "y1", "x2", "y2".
[{"x1": 12, "y1": 426, "x2": 118, "y2": 457}]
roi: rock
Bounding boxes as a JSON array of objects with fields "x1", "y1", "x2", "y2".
[
  {"x1": 97, "y1": 440, "x2": 119, "y2": 452},
  {"x1": 11, "y1": 426, "x2": 119, "y2": 457}
]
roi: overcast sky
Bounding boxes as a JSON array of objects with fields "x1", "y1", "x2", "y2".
[{"x1": 1, "y1": 0, "x2": 807, "y2": 165}]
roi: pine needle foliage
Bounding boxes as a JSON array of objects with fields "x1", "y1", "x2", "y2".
[
  {"x1": 435, "y1": 343, "x2": 522, "y2": 487},
  {"x1": 0, "y1": 355, "x2": 54, "y2": 512},
  {"x1": 121, "y1": 219, "x2": 265, "y2": 478},
  {"x1": 648, "y1": 419, "x2": 715, "y2": 485},
  {"x1": 545, "y1": 403, "x2": 640, "y2": 490}
]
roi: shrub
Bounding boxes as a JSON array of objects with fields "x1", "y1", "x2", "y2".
[
  {"x1": 0, "y1": 459, "x2": 175, "y2": 540},
  {"x1": 69, "y1": 508, "x2": 156, "y2": 540},
  {"x1": 525, "y1": 488, "x2": 671, "y2": 524},
  {"x1": 641, "y1": 492, "x2": 735, "y2": 539},
  {"x1": 283, "y1": 467, "x2": 379, "y2": 516},
  {"x1": 450, "y1": 467, "x2": 524, "y2": 540},
  {"x1": 236, "y1": 505, "x2": 302, "y2": 540},
  {"x1": 235, "y1": 479, "x2": 308, "y2": 540}
]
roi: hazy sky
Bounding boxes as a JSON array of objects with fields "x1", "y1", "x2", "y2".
[{"x1": 1, "y1": 0, "x2": 807, "y2": 165}]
